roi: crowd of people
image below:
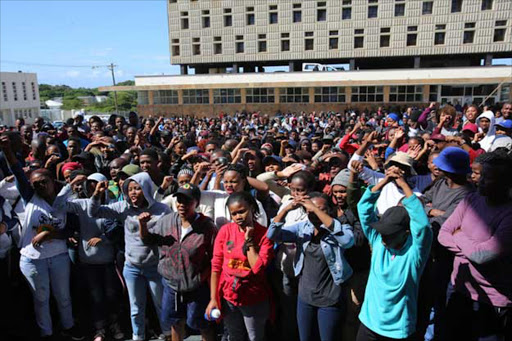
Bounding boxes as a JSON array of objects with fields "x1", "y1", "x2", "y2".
[{"x1": 0, "y1": 101, "x2": 511, "y2": 341}]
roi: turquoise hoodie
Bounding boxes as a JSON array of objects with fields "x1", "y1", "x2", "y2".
[{"x1": 357, "y1": 186, "x2": 432, "y2": 339}]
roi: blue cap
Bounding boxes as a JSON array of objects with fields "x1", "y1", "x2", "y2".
[
  {"x1": 496, "y1": 119, "x2": 512, "y2": 129},
  {"x1": 433, "y1": 147, "x2": 471, "y2": 175},
  {"x1": 388, "y1": 113, "x2": 399, "y2": 122},
  {"x1": 262, "y1": 155, "x2": 282, "y2": 166}
]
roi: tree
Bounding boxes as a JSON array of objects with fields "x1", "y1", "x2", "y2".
[{"x1": 61, "y1": 97, "x2": 83, "y2": 110}]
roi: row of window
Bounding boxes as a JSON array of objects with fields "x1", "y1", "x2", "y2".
[
  {"x1": 177, "y1": 0, "x2": 495, "y2": 29},
  {"x1": 171, "y1": 25, "x2": 507, "y2": 56},
  {"x1": 1, "y1": 81, "x2": 37, "y2": 102},
  {"x1": 139, "y1": 86, "x2": 415, "y2": 104}
]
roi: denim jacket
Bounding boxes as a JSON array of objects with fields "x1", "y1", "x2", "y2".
[{"x1": 267, "y1": 218, "x2": 354, "y2": 285}]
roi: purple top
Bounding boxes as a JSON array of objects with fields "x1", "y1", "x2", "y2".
[{"x1": 438, "y1": 192, "x2": 512, "y2": 307}]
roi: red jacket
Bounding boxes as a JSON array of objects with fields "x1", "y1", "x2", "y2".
[{"x1": 211, "y1": 222, "x2": 274, "y2": 307}]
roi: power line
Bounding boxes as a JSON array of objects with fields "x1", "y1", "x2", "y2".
[{"x1": 0, "y1": 60, "x2": 110, "y2": 68}]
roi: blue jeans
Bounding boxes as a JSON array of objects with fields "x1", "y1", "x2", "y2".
[
  {"x1": 19, "y1": 253, "x2": 74, "y2": 337},
  {"x1": 297, "y1": 298, "x2": 343, "y2": 341},
  {"x1": 123, "y1": 261, "x2": 166, "y2": 341},
  {"x1": 81, "y1": 263, "x2": 121, "y2": 330}
]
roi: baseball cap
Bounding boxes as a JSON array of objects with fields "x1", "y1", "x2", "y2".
[
  {"x1": 370, "y1": 206, "x2": 410, "y2": 236},
  {"x1": 462, "y1": 123, "x2": 478, "y2": 134},
  {"x1": 172, "y1": 183, "x2": 201, "y2": 203},
  {"x1": 118, "y1": 164, "x2": 142, "y2": 178},
  {"x1": 263, "y1": 155, "x2": 282, "y2": 167},
  {"x1": 496, "y1": 119, "x2": 512, "y2": 130},
  {"x1": 431, "y1": 134, "x2": 446, "y2": 142}
]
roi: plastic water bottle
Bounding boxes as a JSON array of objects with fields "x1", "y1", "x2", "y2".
[{"x1": 204, "y1": 308, "x2": 221, "y2": 321}]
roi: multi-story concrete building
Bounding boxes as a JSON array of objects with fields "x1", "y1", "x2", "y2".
[
  {"x1": 168, "y1": 0, "x2": 512, "y2": 74},
  {"x1": 0, "y1": 71, "x2": 41, "y2": 126},
  {"x1": 101, "y1": 0, "x2": 512, "y2": 116}
]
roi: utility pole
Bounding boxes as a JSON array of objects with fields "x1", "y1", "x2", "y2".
[{"x1": 107, "y1": 63, "x2": 119, "y2": 114}]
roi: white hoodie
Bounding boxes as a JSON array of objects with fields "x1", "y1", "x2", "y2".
[{"x1": 476, "y1": 111, "x2": 496, "y2": 152}]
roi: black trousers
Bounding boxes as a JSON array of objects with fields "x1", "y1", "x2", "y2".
[
  {"x1": 356, "y1": 323, "x2": 416, "y2": 341},
  {"x1": 445, "y1": 291, "x2": 512, "y2": 341}
]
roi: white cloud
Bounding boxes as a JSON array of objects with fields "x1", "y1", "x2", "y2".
[{"x1": 90, "y1": 47, "x2": 113, "y2": 57}]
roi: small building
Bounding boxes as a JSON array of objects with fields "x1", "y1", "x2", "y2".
[
  {"x1": 0, "y1": 71, "x2": 41, "y2": 126},
  {"x1": 45, "y1": 99, "x2": 63, "y2": 110},
  {"x1": 99, "y1": 66, "x2": 512, "y2": 117}
]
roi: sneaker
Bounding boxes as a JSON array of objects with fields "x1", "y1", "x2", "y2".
[
  {"x1": 93, "y1": 329, "x2": 106, "y2": 341},
  {"x1": 109, "y1": 322, "x2": 124, "y2": 340},
  {"x1": 61, "y1": 325, "x2": 85, "y2": 341}
]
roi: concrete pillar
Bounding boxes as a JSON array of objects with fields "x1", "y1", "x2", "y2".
[
  {"x1": 177, "y1": 89, "x2": 183, "y2": 105},
  {"x1": 414, "y1": 56, "x2": 421, "y2": 68},
  {"x1": 180, "y1": 65, "x2": 188, "y2": 75},
  {"x1": 485, "y1": 54, "x2": 493, "y2": 66},
  {"x1": 148, "y1": 91, "x2": 154, "y2": 105},
  {"x1": 349, "y1": 59, "x2": 355, "y2": 71},
  {"x1": 308, "y1": 87, "x2": 315, "y2": 104},
  {"x1": 345, "y1": 87, "x2": 352, "y2": 104},
  {"x1": 245, "y1": 65, "x2": 255, "y2": 73},
  {"x1": 383, "y1": 86, "x2": 390, "y2": 103},
  {"x1": 422, "y1": 85, "x2": 429, "y2": 103},
  {"x1": 232, "y1": 63, "x2": 238, "y2": 73},
  {"x1": 274, "y1": 88, "x2": 280, "y2": 104},
  {"x1": 240, "y1": 88, "x2": 247, "y2": 104}
]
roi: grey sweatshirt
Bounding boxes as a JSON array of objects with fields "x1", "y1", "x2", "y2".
[{"x1": 88, "y1": 172, "x2": 171, "y2": 267}]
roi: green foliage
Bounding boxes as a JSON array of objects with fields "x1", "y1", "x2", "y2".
[{"x1": 40, "y1": 83, "x2": 138, "y2": 112}]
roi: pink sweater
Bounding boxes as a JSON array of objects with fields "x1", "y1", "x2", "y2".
[{"x1": 438, "y1": 192, "x2": 512, "y2": 307}]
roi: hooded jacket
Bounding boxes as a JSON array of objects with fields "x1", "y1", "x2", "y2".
[
  {"x1": 476, "y1": 111, "x2": 496, "y2": 152},
  {"x1": 88, "y1": 172, "x2": 171, "y2": 267}
]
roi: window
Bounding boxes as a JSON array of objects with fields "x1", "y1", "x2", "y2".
[
  {"x1": 317, "y1": 2, "x2": 327, "y2": 21},
  {"x1": 422, "y1": 1, "x2": 433, "y2": 14},
  {"x1": 202, "y1": 10, "x2": 210, "y2": 28},
  {"x1": 329, "y1": 37, "x2": 339, "y2": 49},
  {"x1": 464, "y1": 23, "x2": 476, "y2": 44},
  {"x1": 172, "y1": 44, "x2": 180, "y2": 56},
  {"x1": 246, "y1": 88, "x2": 275, "y2": 103},
  {"x1": 435, "y1": 32, "x2": 445, "y2": 45},
  {"x1": 314, "y1": 87, "x2": 346, "y2": 103},
  {"x1": 246, "y1": 7, "x2": 255, "y2": 25},
  {"x1": 305, "y1": 38, "x2": 314, "y2": 50},
  {"x1": 236, "y1": 42, "x2": 244, "y2": 53},
  {"x1": 138, "y1": 91, "x2": 149, "y2": 105},
  {"x1": 481, "y1": 0, "x2": 493, "y2": 10},
  {"x1": 435, "y1": 25, "x2": 446, "y2": 45},
  {"x1": 214, "y1": 43, "x2": 222, "y2": 54},
  {"x1": 192, "y1": 39, "x2": 200, "y2": 55},
  {"x1": 183, "y1": 89, "x2": 209, "y2": 104},
  {"x1": 31, "y1": 82, "x2": 36, "y2": 100},
  {"x1": 247, "y1": 13, "x2": 255, "y2": 25},
  {"x1": 317, "y1": 9, "x2": 327, "y2": 21},
  {"x1": 342, "y1": 7, "x2": 351, "y2": 20},
  {"x1": 213, "y1": 89, "x2": 241, "y2": 104},
  {"x1": 496, "y1": 20, "x2": 507, "y2": 27},
  {"x1": 2, "y1": 82, "x2": 7, "y2": 102},
  {"x1": 354, "y1": 36, "x2": 364, "y2": 48},
  {"x1": 407, "y1": 26, "x2": 417, "y2": 46},
  {"x1": 429, "y1": 85, "x2": 438, "y2": 102},
  {"x1": 22, "y1": 82, "x2": 27, "y2": 101},
  {"x1": 293, "y1": 10, "x2": 302, "y2": 22},
  {"x1": 494, "y1": 28, "x2": 505, "y2": 42},
  {"x1": 153, "y1": 90, "x2": 178, "y2": 104},
  {"x1": 389, "y1": 85, "x2": 423, "y2": 102},
  {"x1": 180, "y1": 12, "x2": 189, "y2": 29},
  {"x1": 269, "y1": 5, "x2": 278, "y2": 24},
  {"x1": 281, "y1": 39, "x2": 290, "y2": 51},
  {"x1": 12, "y1": 82, "x2": 17, "y2": 101},
  {"x1": 224, "y1": 9, "x2": 232, "y2": 27},
  {"x1": 280, "y1": 88, "x2": 309, "y2": 103},
  {"x1": 451, "y1": 0, "x2": 462, "y2": 13},
  {"x1": 368, "y1": 5, "x2": 378, "y2": 18},
  {"x1": 343, "y1": 0, "x2": 351, "y2": 4},
  {"x1": 395, "y1": 2, "x2": 405, "y2": 16},
  {"x1": 351, "y1": 86, "x2": 384, "y2": 102},
  {"x1": 380, "y1": 34, "x2": 390, "y2": 47},
  {"x1": 258, "y1": 40, "x2": 267, "y2": 52}
]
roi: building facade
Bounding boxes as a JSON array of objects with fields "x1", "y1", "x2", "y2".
[
  {"x1": 0, "y1": 72, "x2": 40, "y2": 126},
  {"x1": 99, "y1": 66, "x2": 512, "y2": 117},
  {"x1": 168, "y1": 0, "x2": 512, "y2": 74}
]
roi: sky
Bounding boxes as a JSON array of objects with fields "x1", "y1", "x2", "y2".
[{"x1": 0, "y1": 0, "x2": 180, "y2": 88}]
